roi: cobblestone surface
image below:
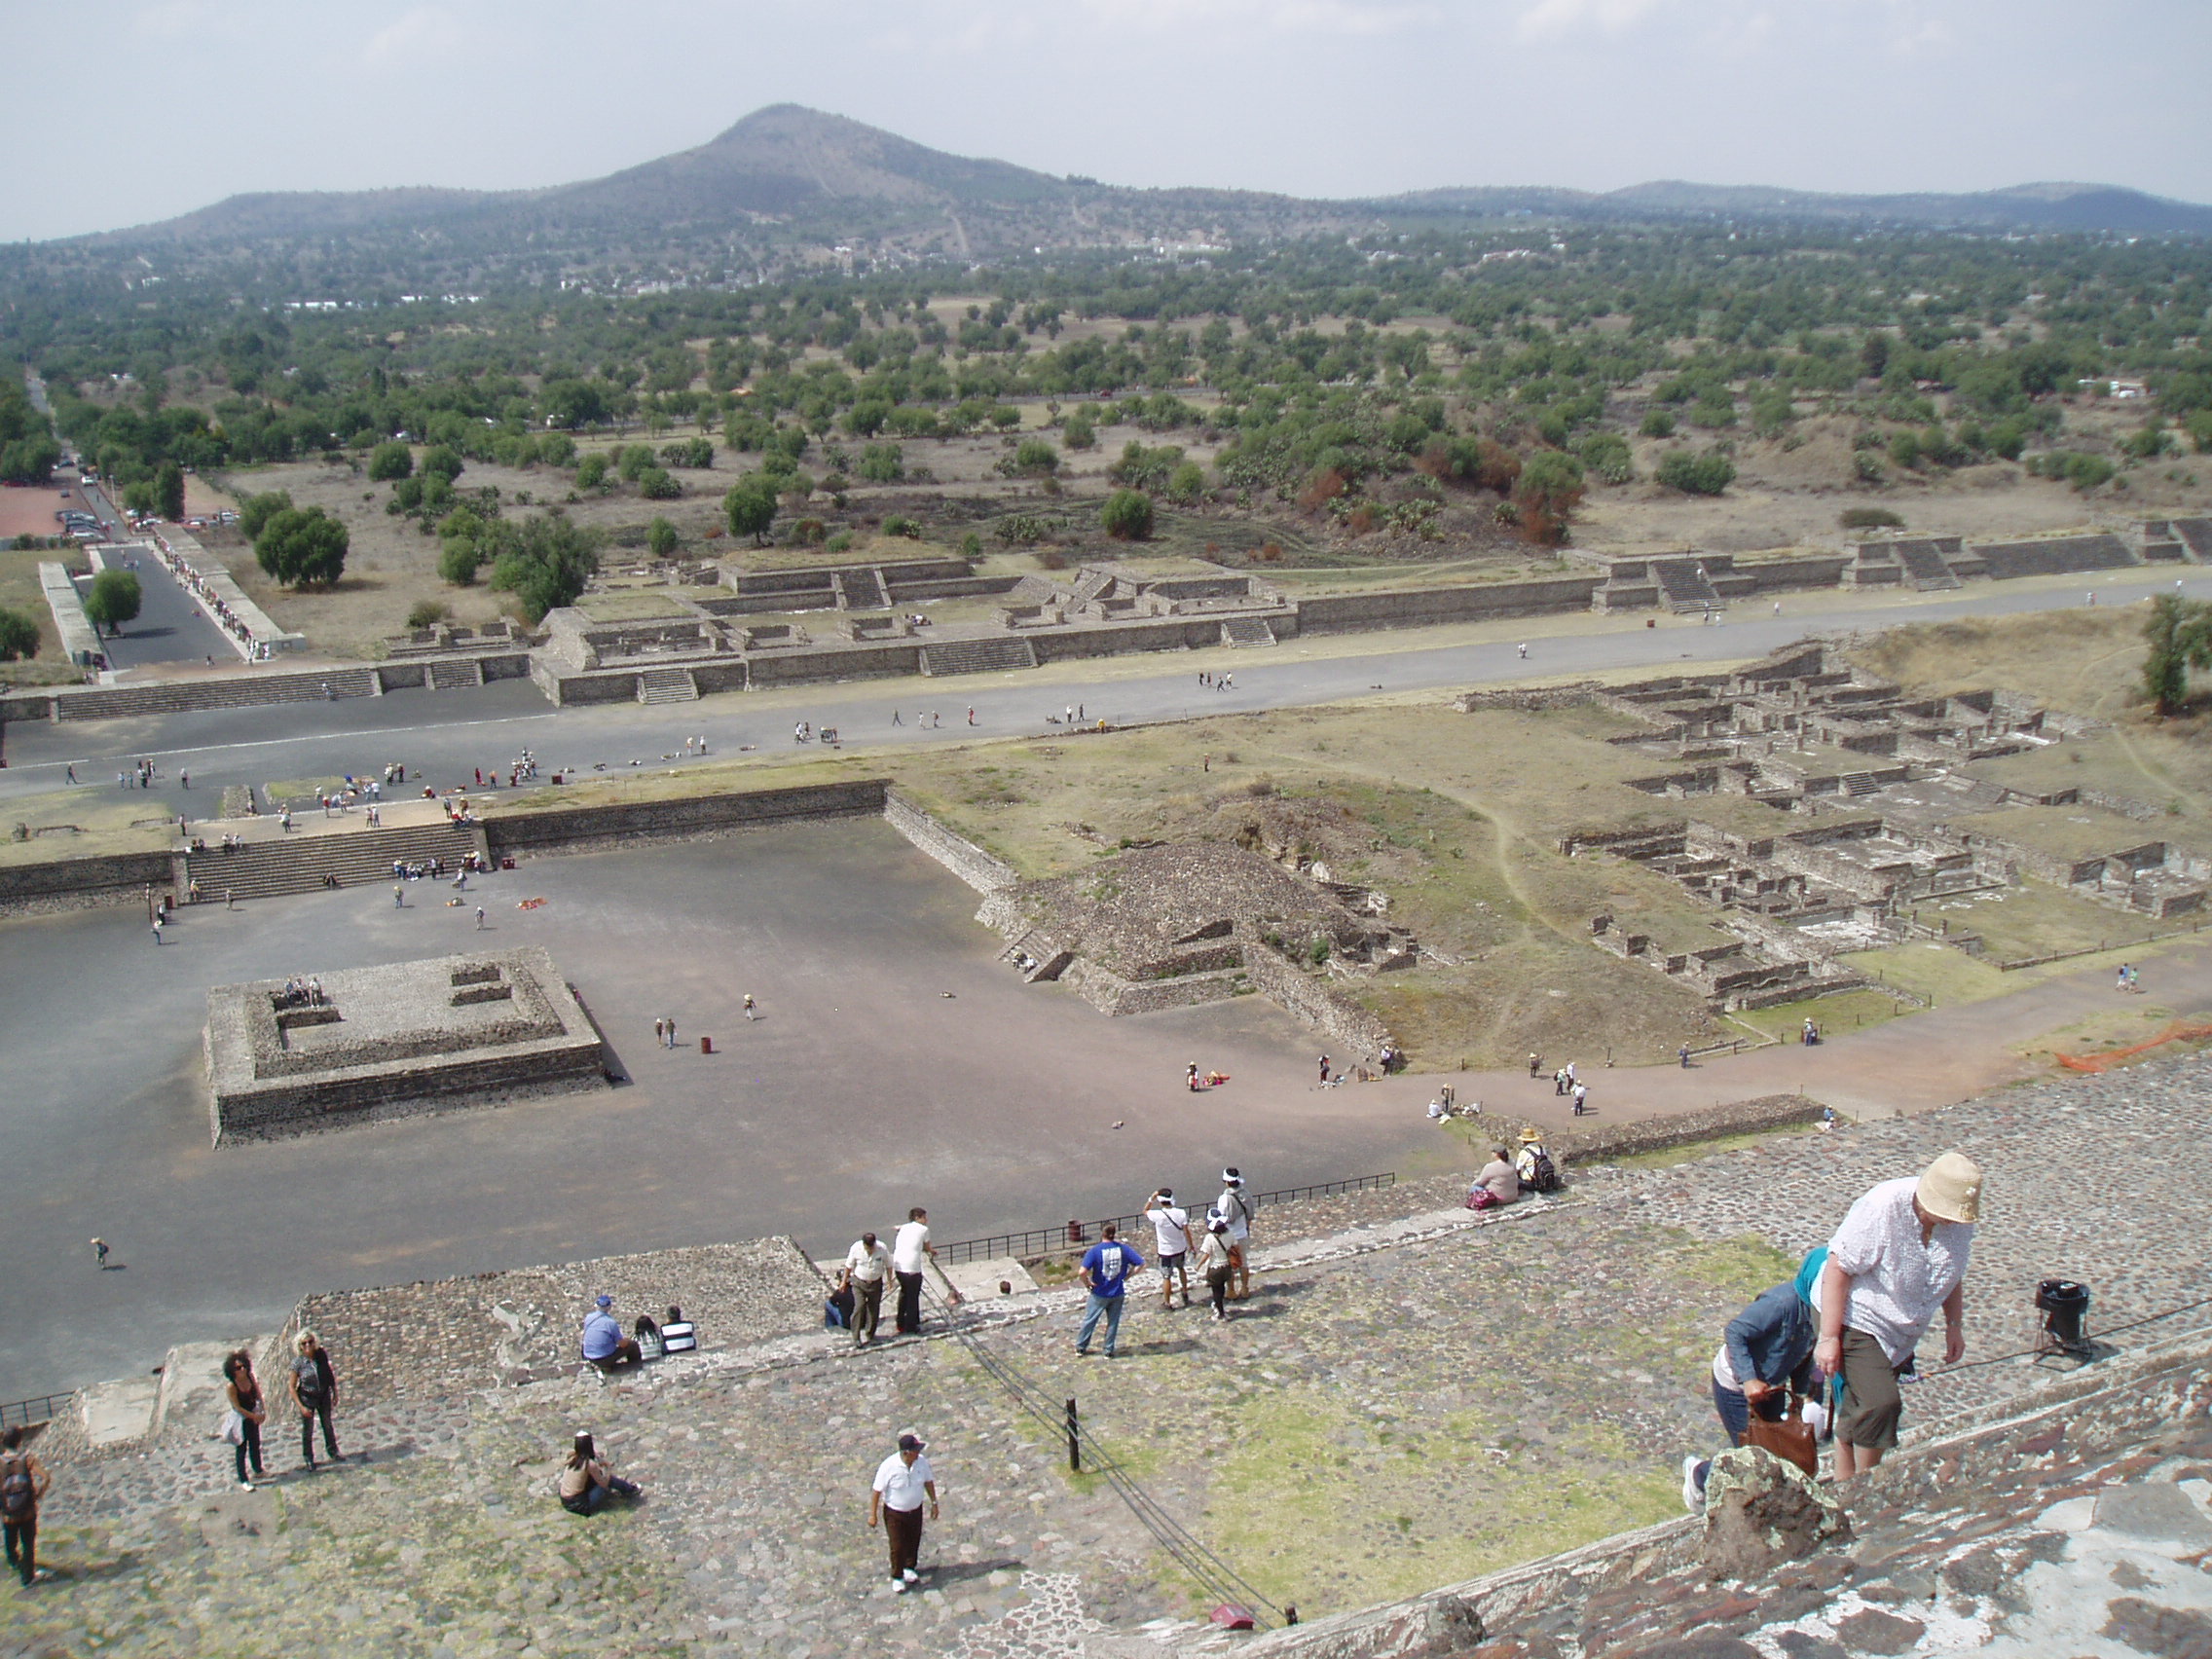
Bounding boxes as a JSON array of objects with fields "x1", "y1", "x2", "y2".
[{"x1": 9, "y1": 1054, "x2": 2212, "y2": 1657}]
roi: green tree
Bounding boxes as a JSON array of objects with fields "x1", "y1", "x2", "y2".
[
  {"x1": 648, "y1": 516, "x2": 680, "y2": 558},
  {"x1": 638, "y1": 467, "x2": 682, "y2": 499},
  {"x1": 0, "y1": 606, "x2": 40, "y2": 660},
  {"x1": 437, "y1": 540, "x2": 483, "y2": 586},
  {"x1": 575, "y1": 453, "x2": 611, "y2": 492},
  {"x1": 722, "y1": 475, "x2": 779, "y2": 544},
  {"x1": 1101, "y1": 489, "x2": 1155, "y2": 540},
  {"x1": 421, "y1": 444, "x2": 465, "y2": 483},
  {"x1": 1062, "y1": 411, "x2": 1097, "y2": 451},
  {"x1": 1007, "y1": 437, "x2": 1059, "y2": 477},
  {"x1": 486, "y1": 517, "x2": 603, "y2": 621},
  {"x1": 237, "y1": 489, "x2": 293, "y2": 540},
  {"x1": 617, "y1": 444, "x2": 657, "y2": 483},
  {"x1": 857, "y1": 442, "x2": 904, "y2": 483},
  {"x1": 1640, "y1": 410, "x2": 1677, "y2": 439},
  {"x1": 1166, "y1": 460, "x2": 1207, "y2": 504},
  {"x1": 83, "y1": 569, "x2": 142, "y2": 636},
  {"x1": 254, "y1": 506, "x2": 350, "y2": 588},
  {"x1": 1656, "y1": 450, "x2": 1737, "y2": 496},
  {"x1": 1513, "y1": 451, "x2": 1586, "y2": 545},
  {"x1": 122, "y1": 481, "x2": 157, "y2": 517},
  {"x1": 155, "y1": 461, "x2": 186, "y2": 521},
  {"x1": 2142, "y1": 594, "x2": 2212, "y2": 716},
  {"x1": 368, "y1": 441, "x2": 413, "y2": 482}
]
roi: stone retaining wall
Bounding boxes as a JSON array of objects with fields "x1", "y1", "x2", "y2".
[
  {"x1": 881, "y1": 788, "x2": 1017, "y2": 893},
  {"x1": 1297, "y1": 576, "x2": 1605, "y2": 634},
  {"x1": 1242, "y1": 940, "x2": 1398, "y2": 1058},
  {"x1": 485, "y1": 778, "x2": 889, "y2": 857},
  {"x1": 0, "y1": 848, "x2": 175, "y2": 916}
]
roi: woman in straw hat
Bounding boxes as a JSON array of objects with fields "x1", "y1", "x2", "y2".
[{"x1": 1812, "y1": 1151, "x2": 1982, "y2": 1479}]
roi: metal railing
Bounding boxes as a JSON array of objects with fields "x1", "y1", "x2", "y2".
[
  {"x1": 0, "y1": 1393, "x2": 72, "y2": 1432},
  {"x1": 938, "y1": 1172, "x2": 1396, "y2": 1266}
]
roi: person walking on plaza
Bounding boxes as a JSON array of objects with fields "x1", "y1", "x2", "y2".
[
  {"x1": 1075, "y1": 1224, "x2": 1143, "y2": 1357},
  {"x1": 845, "y1": 1230, "x2": 891, "y2": 1346},
  {"x1": 1, "y1": 1425, "x2": 53, "y2": 1587},
  {"x1": 291, "y1": 1330, "x2": 344, "y2": 1469},
  {"x1": 664, "y1": 1015, "x2": 679, "y2": 1050},
  {"x1": 1571, "y1": 1080, "x2": 1589, "y2": 1116},
  {"x1": 1145, "y1": 1188, "x2": 1195, "y2": 1310},
  {"x1": 653, "y1": 1016, "x2": 666, "y2": 1049},
  {"x1": 474, "y1": 905, "x2": 486, "y2": 930},
  {"x1": 223, "y1": 1349, "x2": 269, "y2": 1491},
  {"x1": 1197, "y1": 1216, "x2": 1235, "y2": 1321},
  {"x1": 1813, "y1": 1153, "x2": 1980, "y2": 1481},
  {"x1": 892, "y1": 1208, "x2": 938, "y2": 1335},
  {"x1": 868, "y1": 1431, "x2": 939, "y2": 1592},
  {"x1": 1215, "y1": 1168, "x2": 1253, "y2": 1301},
  {"x1": 743, "y1": 994, "x2": 757, "y2": 1020},
  {"x1": 1317, "y1": 1053, "x2": 1331, "y2": 1086},
  {"x1": 92, "y1": 1237, "x2": 109, "y2": 1270},
  {"x1": 559, "y1": 1432, "x2": 643, "y2": 1515}
]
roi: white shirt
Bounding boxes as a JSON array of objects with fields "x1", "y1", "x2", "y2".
[
  {"x1": 845, "y1": 1239, "x2": 890, "y2": 1283},
  {"x1": 1215, "y1": 1186, "x2": 1251, "y2": 1241},
  {"x1": 1146, "y1": 1203, "x2": 1191, "y2": 1258},
  {"x1": 873, "y1": 1451, "x2": 935, "y2": 1512},
  {"x1": 891, "y1": 1221, "x2": 930, "y2": 1274},
  {"x1": 1814, "y1": 1176, "x2": 1973, "y2": 1365}
]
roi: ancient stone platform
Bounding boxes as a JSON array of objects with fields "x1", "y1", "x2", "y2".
[{"x1": 203, "y1": 945, "x2": 607, "y2": 1143}]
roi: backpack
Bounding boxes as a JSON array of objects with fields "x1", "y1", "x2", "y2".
[
  {"x1": 295, "y1": 1356, "x2": 324, "y2": 1406},
  {"x1": 0, "y1": 1456, "x2": 33, "y2": 1520},
  {"x1": 1527, "y1": 1150, "x2": 1561, "y2": 1194}
]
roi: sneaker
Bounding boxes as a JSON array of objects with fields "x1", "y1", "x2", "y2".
[
  {"x1": 902, "y1": 1568, "x2": 920, "y2": 1583},
  {"x1": 1211, "y1": 1310, "x2": 1225, "y2": 1322},
  {"x1": 893, "y1": 1580, "x2": 908, "y2": 1595},
  {"x1": 28, "y1": 1569, "x2": 54, "y2": 1584},
  {"x1": 1680, "y1": 1455, "x2": 1709, "y2": 1513},
  {"x1": 1074, "y1": 1347, "x2": 1091, "y2": 1358},
  {"x1": 240, "y1": 1481, "x2": 256, "y2": 1492}
]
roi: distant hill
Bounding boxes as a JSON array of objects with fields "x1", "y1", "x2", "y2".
[{"x1": 76, "y1": 105, "x2": 2212, "y2": 267}]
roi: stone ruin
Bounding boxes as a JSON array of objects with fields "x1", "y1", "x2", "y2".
[
  {"x1": 1479, "y1": 642, "x2": 2210, "y2": 1010},
  {"x1": 203, "y1": 946, "x2": 608, "y2": 1144},
  {"x1": 979, "y1": 842, "x2": 1408, "y2": 1058}
]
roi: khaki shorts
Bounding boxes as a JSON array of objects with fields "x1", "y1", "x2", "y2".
[{"x1": 1834, "y1": 1326, "x2": 1905, "y2": 1451}]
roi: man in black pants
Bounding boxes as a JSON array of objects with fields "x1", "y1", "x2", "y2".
[
  {"x1": 291, "y1": 1330, "x2": 344, "y2": 1469},
  {"x1": 0, "y1": 1425, "x2": 53, "y2": 1586},
  {"x1": 891, "y1": 1208, "x2": 937, "y2": 1335}
]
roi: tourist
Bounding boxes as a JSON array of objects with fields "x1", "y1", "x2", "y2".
[
  {"x1": 581, "y1": 1294, "x2": 643, "y2": 1372},
  {"x1": 743, "y1": 994, "x2": 756, "y2": 1020},
  {"x1": 653, "y1": 1016, "x2": 666, "y2": 1048},
  {"x1": 0, "y1": 1425, "x2": 53, "y2": 1587},
  {"x1": 1214, "y1": 1168, "x2": 1253, "y2": 1301},
  {"x1": 291, "y1": 1330, "x2": 344, "y2": 1470},
  {"x1": 1528, "y1": 1052, "x2": 1541, "y2": 1079},
  {"x1": 1678, "y1": 1043, "x2": 1692, "y2": 1068},
  {"x1": 1680, "y1": 1247, "x2": 1827, "y2": 1511},
  {"x1": 392, "y1": 885, "x2": 403, "y2": 909},
  {"x1": 1515, "y1": 1128, "x2": 1559, "y2": 1194},
  {"x1": 665, "y1": 1015, "x2": 679, "y2": 1050},
  {"x1": 1197, "y1": 1217, "x2": 1235, "y2": 1321},
  {"x1": 891, "y1": 1208, "x2": 937, "y2": 1335},
  {"x1": 1813, "y1": 1153, "x2": 1981, "y2": 1480},
  {"x1": 1144, "y1": 1188, "x2": 1194, "y2": 1309},
  {"x1": 1074, "y1": 1223, "x2": 1143, "y2": 1357},
  {"x1": 558, "y1": 1432, "x2": 643, "y2": 1515},
  {"x1": 845, "y1": 1230, "x2": 891, "y2": 1346},
  {"x1": 1467, "y1": 1147, "x2": 1520, "y2": 1210},
  {"x1": 1186, "y1": 1061, "x2": 1201, "y2": 1092},
  {"x1": 151, "y1": 914, "x2": 164, "y2": 944},
  {"x1": 825, "y1": 1266, "x2": 856, "y2": 1330},
  {"x1": 223, "y1": 1350, "x2": 269, "y2": 1491},
  {"x1": 867, "y1": 1431, "x2": 938, "y2": 1592},
  {"x1": 1317, "y1": 1053, "x2": 1331, "y2": 1085},
  {"x1": 92, "y1": 1237, "x2": 109, "y2": 1270},
  {"x1": 1517, "y1": 643, "x2": 1528, "y2": 659},
  {"x1": 474, "y1": 906, "x2": 486, "y2": 930},
  {"x1": 1571, "y1": 1081, "x2": 1589, "y2": 1116}
]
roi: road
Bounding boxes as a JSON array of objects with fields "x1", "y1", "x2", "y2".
[
  {"x1": 74, "y1": 538, "x2": 238, "y2": 669},
  {"x1": 2, "y1": 563, "x2": 2206, "y2": 808}
]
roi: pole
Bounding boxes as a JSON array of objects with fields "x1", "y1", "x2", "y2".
[{"x1": 1066, "y1": 1398, "x2": 1081, "y2": 1472}]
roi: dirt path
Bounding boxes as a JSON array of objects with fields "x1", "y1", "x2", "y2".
[{"x1": 1366, "y1": 939, "x2": 2212, "y2": 1133}]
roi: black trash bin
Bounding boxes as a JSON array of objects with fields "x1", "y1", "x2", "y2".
[{"x1": 2036, "y1": 1278, "x2": 2091, "y2": 1354}]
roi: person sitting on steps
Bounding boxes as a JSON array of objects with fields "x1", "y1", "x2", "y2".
[
  {"x1": 580, "y1": 1294, "x2": 642, "y2": 1371},
  {"x1": 558, "y1": 1432, "x2": 642, "y2": 1515}
]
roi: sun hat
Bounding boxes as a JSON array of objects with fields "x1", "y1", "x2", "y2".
[
  {"x1": 595, "y1": 1294, "x2": 613, "y2": 1309},
  {"x1": 1519, "y1": 1127, "x2": 1544, "y2": 1143},
  {"x1": 1916, "y1": 1152, "x2": 1983, "y2": 1224},
  {"x1": 1221, "y1": 1167, "x2": 1243, "y2": 1186}
]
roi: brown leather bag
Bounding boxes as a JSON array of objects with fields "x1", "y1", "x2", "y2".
[{"x1": 1744, "y1": 1392, "x2": 1819, "y2": 1477}]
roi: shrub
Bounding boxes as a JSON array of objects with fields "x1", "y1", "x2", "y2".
[
  {"x1": 1006, "y1": 437, "x2": 1059, "y2": 477},
  {"x1": 1574, "y1": 431, "x2": 1634, "y2": 486},
  {"x1": 421, "y1": 445, "x2": 465, "y2": 484},
  {"x1": 638, "y1": 467, "x2": 682, "y2": 499},
  {"x1": 237, "y1": 490, "x2": 293, "y2": 540},
  {"x1": 659, "y1": 436, "x2": 715, "y2": 468},
  {"x1": 1166, "y1": 461, "x2": 1208, "y2": 504},
  {"x1": 406, "y1": 599, "x2": 449, "y2": 629},
  {"x1": 617, "y1": 444, "x2": 656, "y2": 483},
  {"x1": 1062, "y1": 411, "x2": 1097, "y2": 450},
  {"x1": 1036, "y1": 548, "x2": 1068, "y2": 571},
  {"x1": 825, "y1": 531, "x2": 855, "y2": 554},
  {"x1": 1839, "y1": 506, "x2": 1905, "y2": 530},
  {"x1": 438, "y1": 540, "x2": 483, "y2": 586},
  {"x1": 882, "y1": 514, "x2": 923, "y2": 539},
  {"x1": 647, "y1": 517, "x2": 680, "y2": 558},
  {"x1": 857, "y1": 442, "x2": 904, "y2": 483},
  {"x1": 575, "y1": 453, "x2": 610, "y2": 491},
  {"x1": 2026, "y1": 451, "x2": 2116, "y2": 493},
  {"x1": 0, "y1": 606, "x2": 41, "y2": 660},
  {"x1": 1655, "y1": 450, "x2": 1737, "y2": 496},
  {"x1": 1100, "y1": 489, "x2": 1155, "y2": 540},
  {"x1": 367, "y1": 441, "x2": 413, "y2": 482},
  {"x1": 1640, "y1": 409, "x2": 1677, "y2": 438}
]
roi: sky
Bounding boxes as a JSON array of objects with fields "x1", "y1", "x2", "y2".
[{"x1": 8, "y1": 0, "x2": 2210, "y2": 242}]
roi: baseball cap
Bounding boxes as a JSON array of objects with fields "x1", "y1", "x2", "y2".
[
  {"x1": 897, "y1": 1430, "x2": 927, "y2": 1452},
  {"x1": 1917, "y1": 1152, "x2": 1983, "y2": 1224},
  {"x1": 594, "y1": 1294, "x2": 613, "y2": 1308}
]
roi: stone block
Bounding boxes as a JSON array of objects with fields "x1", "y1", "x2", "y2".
[{"x1": 1698, "y1": 1448, "x2": 1850, "y2": 1579}]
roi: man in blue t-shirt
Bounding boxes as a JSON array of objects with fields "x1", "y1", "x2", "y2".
[{"x1": 1075, "y1": 1224, "x2": 1145, "y2": 1358}]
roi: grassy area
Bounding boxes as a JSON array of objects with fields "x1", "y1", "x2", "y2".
[
  {"x1": 0, "y1": 543, "x2": 89, "y2": 684},
  {"x1": 1728, "y1": 988, "x2": 1905, "y2": 1041},
  {"x1": 0, "y1": 787, "x2": 173, "y2": 866},
  {"x1": 1601, "y1": 1126, "x2": 1823, "y2": 1172},
  {"x1": 572, "y1": 593, "x2": 695, "y2": 621},
  {"x1": 1856, "y1": 607, "x2": 2153, "y2": 721},
  {"x1": 2011, "y1": 1003, "x2": 2212, "y2": 1070},
  {"x1": 1928, "y1": 878, "x2": 2167, "y2": 963}
]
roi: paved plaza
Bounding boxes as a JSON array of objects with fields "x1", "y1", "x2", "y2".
[{"x1": 6, "y1": 1052, "x2": 2211, "y2": 1656}]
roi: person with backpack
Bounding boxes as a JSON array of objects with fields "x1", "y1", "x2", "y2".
[
  {"x1": 1214, "y1": 1168, "x2": 1254, "y2": 1301},
  {"x1": 223, "y1": 1349, "x2": 269, "y2": 1491},
  {"x1": 1515, "y1": 1129, "x2": 1562, "y2": 1195},
  {"x1": 1197, "y1": 1217, "x2": 1236, "y2": 1321},
  {"x1": 1074, "y1": 1224, "x2": 1144, "y2": 1358},
  {"x1": 290, "y1": 1330, "x2": 344, "y2": 1470},
  {"x1": 0, "y1": 1425, "x2": 52, "y2": 1586}
]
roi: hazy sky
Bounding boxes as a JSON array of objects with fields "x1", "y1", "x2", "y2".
[{"x1": 9, "y1": 0, "x2": 2210, "y2": 242}]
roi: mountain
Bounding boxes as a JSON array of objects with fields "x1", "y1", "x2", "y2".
[{"x1": 72, "y1": 106, "x2": 2212, "y2": 271}]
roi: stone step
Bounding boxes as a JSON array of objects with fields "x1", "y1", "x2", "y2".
[
  {"x1": 638, "y1": 667, "x2": 700, "y2": 704},
  {"x1": 427, "y1": 657, "x2": 484, "y2": 690},
  {"x1": 920, "y1": 637, "x2": 1039, "y2": 677},
  {"x1": 186, "y1": 821, "x2": 486, "y2": 903},
  {"x1": 1221, "y1": 616, "x2": 1276, "y2": 647}
]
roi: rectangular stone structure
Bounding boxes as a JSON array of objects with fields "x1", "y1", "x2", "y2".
[{"x1": 204, "y1": 946, "x2": 607, "y2": 1143}]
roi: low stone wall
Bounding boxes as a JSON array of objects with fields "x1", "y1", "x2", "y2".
[
  {"x1": 1242, "y1": 940, "x2": 1397, "y2": 1058},
  {"x1": 1028, "y1": 616, "x2": 1226, "y2": 661},
  {"x1": 1296, "y1": 576, "x2": 1604, "y2": 634},
  {"x1": 881, "y1": 789, "x2": 1016, "y2": 894},
  {"x1": 485, "y1": 778, "x2": 889, "y2": 858},
  {"x1": 744, "y1": 642, "x2": 923, "y2": 683},
  {"x1": 0, "y1": 848, "x2": 175, "y2": 916}
]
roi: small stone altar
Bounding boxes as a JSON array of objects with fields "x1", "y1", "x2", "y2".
[{"x1": 203, "y1": 946, "x2": 608, "y2": 1144}]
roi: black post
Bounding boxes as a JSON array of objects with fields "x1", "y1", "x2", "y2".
[{"x1": 1066, "y1": 1397, "x2": 1081, "y2": 1472}]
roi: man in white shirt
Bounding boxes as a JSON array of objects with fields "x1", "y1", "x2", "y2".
[
  {"x1": 1214, "y1": 1168, "x2": 1253, "y2": 1302},
  {"x1": 1813, "y1": 1152, "x2": 1981, "y2": 1479},
  {"x1": 1144, "y1": 1188, "x2": 1194, "y2": 1310},
  {"x1": 844, "y1": 1231, "x2": 891, "y2": 1346},
  {"x1": 867, "y1": 1431, "x2": 939, "y2": 1592},
  {"x1": 892, "y1": 1208, "x2": 935, "y2": 1335}
]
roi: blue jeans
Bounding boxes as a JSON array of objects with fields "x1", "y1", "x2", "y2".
[
  {"x1": 1712, "y1": 1378, "x2": 1787, "y2": 1447},
  {"x1": 1076, "y1": 1293, "x2": 1125, "y2": 1354}
]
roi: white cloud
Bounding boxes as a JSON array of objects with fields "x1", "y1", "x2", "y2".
[
  {"x1": 132, "y1": 1, "x2": 218, "y2": 40},
  {"x1": 1515, "y1": 0, "x2": 1664, "y2": 41},
  {"x1": 365, "y1": 5, "x2": 467, "y2": 68},
  {"x1": 1081, "y1": 0, "x2": 1437, "y2": 36}
]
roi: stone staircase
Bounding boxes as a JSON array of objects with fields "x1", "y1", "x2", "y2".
[
  {"x1": 920, "y1": 637, "x2": 1040, "y2": 677},
  {"x1": 55, "y1": 665, "x2": 382, "y2": 722},
  {"x1": 837, "y1": 568, "x2": 891, "y2": 609},
  {"x1": 638, "y1": 666, "x2": 700, "y2": 705},
  {"x1": 1893, "y1": 541, "x2": 1963, "y2": 591},
  {"x1": 1652, "y1": 559, "x2": 1724, "y2": 613},
  {"x1": 1843, "y1": 771, "x2": 1885, "y2": 798},
  {"x1": 185, "y1": 820, "x2": 486, "y2": 903},
  {"x1": 1221, "y1": 616, "x2": 1276, "y2": 647},
  {"x1": 427, "y1": 657, "x2": 485, "y2": 690}
]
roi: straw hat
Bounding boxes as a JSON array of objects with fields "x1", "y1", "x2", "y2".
[
  {"x1": 1917, "y1": 1152, "x2": 1983, "y2": 1224},
  {"x1": 1518, "y1": 1127, "x2": 1545, "y2": 1144}
]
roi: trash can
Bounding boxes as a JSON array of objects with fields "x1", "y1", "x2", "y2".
[
  {"x1": 699, "y1": 1035, "x2": 714, "y2": 1054},
  {"x1": 2036, "y1": 1278, "x2": 2090, "y2": 1352}
]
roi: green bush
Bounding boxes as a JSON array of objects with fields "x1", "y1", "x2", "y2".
[
  {"x1": 638, "y1": 467, "x2": 682, "y2": 499},
  {"x1": 1101, "y1": 489, "x2": 1155, "y2": 540},
  {"x1": 575, "y1": 453, "x2": 610, "y2": 491},
  {"x1": 1655, "y1": 450, "x2": 1737, "y2": 496},
  {"x1": 647, "y1": 517, "x2": 680, "y2": 558},
  {"x1": 368, "y1": 441, "x2": 413, "y2": 482},
  {"x1": 1839, "y1": 506, "x2": 1904, "y2": 531},
  {"x1": 420, "y1": 445, "x2": 465, "y2": 483},
  {"x1": 617, "y1": 444, "x2": 656, "y2": 483},
  {"x1": 857, "y1": 442, "x2": 904, "y2": 483},
  {"x1": 1639, "y1": 410, "x2": 1677, "y2": 438},
  {"x1": 1574, "y1": 431, "x2": 1634, "y2": 485},
  {"x1": 437, "y1": 540, "x2": 483, "y2": 586},
  {"x1": 881, "y1": 514, "x2": 923, "y2": 538},
  {"x1": 406, "y1": 599, "x2": 449, "y2": 629},
  {"x1": 0, "y1": 606, "x2": 41, "y2": 660}
]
